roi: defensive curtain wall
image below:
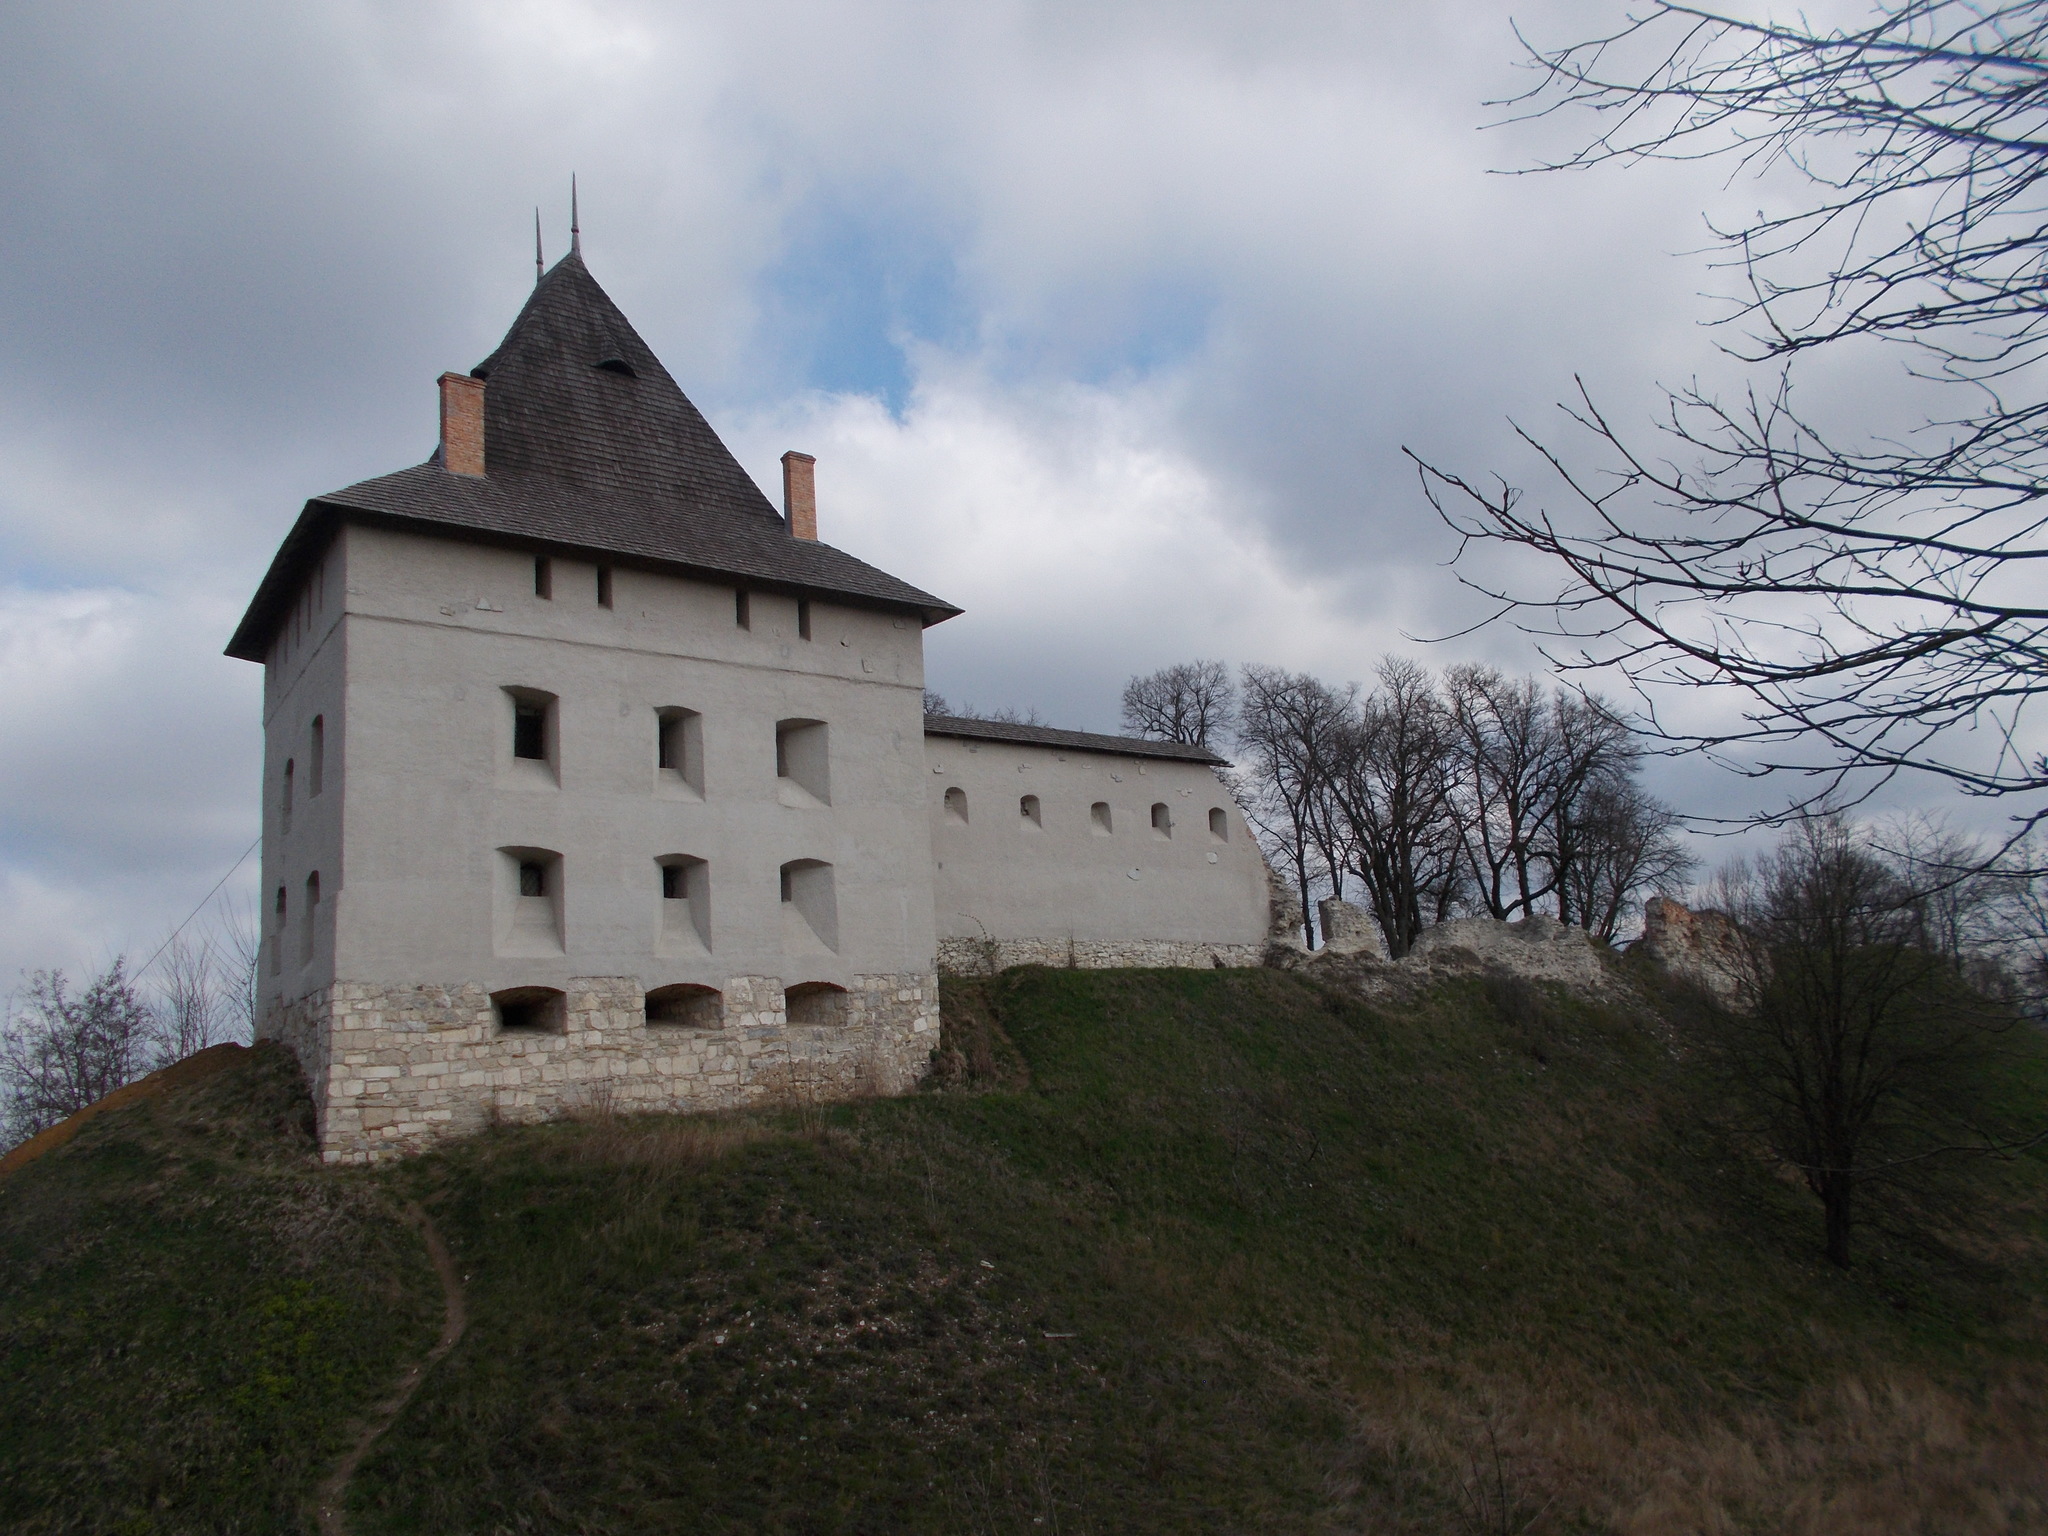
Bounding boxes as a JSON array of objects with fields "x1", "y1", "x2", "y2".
[{"x1": 924, "y1": 716, "x2": 1275, "y2": 972}]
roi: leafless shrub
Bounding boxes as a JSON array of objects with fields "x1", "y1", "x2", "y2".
[{"x1": 1, "y1": 960, "x2": 155, "y2": 1144}]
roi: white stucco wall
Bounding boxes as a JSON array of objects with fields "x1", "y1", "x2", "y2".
[
  {"x1": 280, "y1": 523, "x2": 938, "y2": 1000},
  {"x1": 924, "y1": 732, "x2": 1270, "y2": 965},
  {"x1": 258, "y1": 541, "x2": 346, "y2": 1002}
]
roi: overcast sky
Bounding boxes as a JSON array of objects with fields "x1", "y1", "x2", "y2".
[{"x1": 0, "y1": 0, "x2": 1923, "y2": 981}]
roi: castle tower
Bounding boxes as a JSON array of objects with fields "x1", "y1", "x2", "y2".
[{"x1": 227, "y1": 248, "x2": 958, "y2": 1163}]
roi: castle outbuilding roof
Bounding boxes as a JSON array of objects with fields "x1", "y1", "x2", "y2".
[
  {"x1": 923, "y1": 714, "x2": 1229, "y2": 767},
  {"x1": 227, "y1": 250, "x2": 958, "y2": 661}
]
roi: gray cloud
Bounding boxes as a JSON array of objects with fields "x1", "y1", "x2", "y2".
[{"x1": 0, "y1": 0, "x2": 1912, "y2": 977}]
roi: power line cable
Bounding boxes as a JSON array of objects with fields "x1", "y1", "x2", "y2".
[{"x1": 131, "y1": 835, "x2": 261, "y2": 984}]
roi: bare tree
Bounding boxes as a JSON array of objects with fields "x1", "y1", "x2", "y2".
[
  {"x1": 1327, "y1": 659, "x2": 1468, "y2": 957},
  {"x1": 213, "y1": 892, "x2": 262, "y2": 1042},
  {"x1": 1415, "y1": 1, "x2": 2048, "y2": 849},
  {"x1": 1707, "y1": 816, "x2": 2040, "y2": 1267},
  {"x1": 1542, "y1": 693, "x2": 1641, "y2": 929},
  {"x1": 1238, "y1": 665, "x2": 1355, "y2": 946},
  {"x1": 1, "y1": 960, "x2": 155, "y2": 1145},
  {"x1": 153, "y1": 933, "x2": 225, "y2": 1063},
  {"x1": 1556, "y1": 776, "x2": 1694, "y2": 942},
  {"x1": 1122, "y1": 660, "x2": 1236, "y2": 748},
  {"x1": 922, "y1": 690, "x2": 952, "y2": 717},
  {"x1": 1447, "y1": 665, "x2": 1567, "y2": 920}
]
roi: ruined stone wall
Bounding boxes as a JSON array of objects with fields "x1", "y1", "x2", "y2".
[
  {"x1": 1636, "y1": 897, "x2": 1749, "y2": 1004},
  {"x1": 263, "y1": 971, "x2": 939, "y2": 1164},
  {"x1": 935, "y1": 936, "x2": 1262, "y2": 975}
]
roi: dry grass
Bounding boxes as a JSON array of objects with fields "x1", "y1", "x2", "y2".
[
  {"x1": 562, "y1": 1112, "x2": 774, "y2": 1173},
  {"x1": 1334, "y1": 1360, "x2": 2048, "y2": 1535}
]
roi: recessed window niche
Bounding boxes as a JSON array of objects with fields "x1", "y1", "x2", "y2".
[
  {"x1": 775, "y1": 718, "x2": 830, "y2": 807},
  {"x1": 1019, "y1": 793, "x2": 1042, "y2": 830},
  {"x1": 655, "y1": 708, "x2": 704, "y2": 798},
  {"x1": 785, "y1": 981, "x2": 848, "y2": 1027},
  {"x1": 504, "y1": 688, "x2": 560, "y2": 788},
  {"x1": 493, "y1": 986, "x2": 565, "y2": 1034},
  {"x1": 1151, "y1": 803, "x2": 1172, "y2": 838},
  {"x1": 779, "y1": 858, "x2": 838, "y2": 952},
  {"x1": 655, "y1": 855, "x2": 711, "y2": 953},
  {"x1": 497, "y1": 845, "x2": 564, "y2": 956},
  {"x1": 1090, "y1": 801, "x2": 1112, "y2": 836},
  {"x1": 300, "y1": 871, "x2": 320, "y2": 966},
  {"x1": 1209, "y1": 807, "x2": 1229, "y2": 841},
  {"x1": 944, "y1": 786, "x2": 968, "y2": 824},
  {"x1": 644, "y1": 983, "x2": 721, "y2": 1029}
]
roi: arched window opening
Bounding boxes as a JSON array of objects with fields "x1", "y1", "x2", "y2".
[
  {"x1": 309, "y1": 717, "x2": 325, "y2": 797},
  {"x1": 645, "y1": 983, "x2": 721, "y2": 1029},
  {"x1": 271, "y1": 886, "x2": 285, "y2": 976},
  {"x1": 281, "y1": 759, "x2": 294, "y2": 833},
  {"x1": 1209, "y1": 807, "x2": 1228, "y2": 841},
  {"x1": 1090, "y1": 801, "x2": 1112, "y2": 836},
  {"x1": 493, "y1": 986, "x2": 565, "y2": 1034},
  {"x1": 656, "y1": 855, "x2": 711, "y2": 950},
  {"x1": 1019, "y1": 794, "x2": 1042, "y2": 829},
  {"x1": 779, "y1": 859, "x2": 838, "y2": 951},
  {"x1": 944, "y1": 786, "x2": 969, "y2": 824},
  {"x1": 1150, "y1": 802, "x2": 1172, "y2": 838},
  {"x1": 775, "y1": 719, "x2": 830, "y2": 805},
  {"x1": 300, "y1": 871, "x2": 320, "y2": 966},
  {"x1": 785, "y1": 981, "x2": 849, "y2": 1027}
]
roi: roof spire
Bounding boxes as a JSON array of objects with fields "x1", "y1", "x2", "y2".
[
  {"x1": 534, "y1": 207, "x2": 544, "y2": 285},
  {"x1": 570, "y1": 174, "x2": 581, "y2": 257}
]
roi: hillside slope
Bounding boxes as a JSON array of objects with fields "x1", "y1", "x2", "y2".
[{"x1": 4, "y1": 967, "x2": 2046, "y2": 1533}]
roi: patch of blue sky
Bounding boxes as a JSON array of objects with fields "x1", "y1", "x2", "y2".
[
  {"x1": 1026, "y1": 274, "x2": 1216, "y2": 388},
  {"x1": 756, "y1": 190, "x2": 1218, "y2": 408},
  {"x1": 756, "y1": 191, "x2": 975, "y2": 413}
]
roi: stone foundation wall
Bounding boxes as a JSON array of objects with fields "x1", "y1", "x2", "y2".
[
  {"x1": 260, "y1": 971, "x2": 940, "y2": 1165},
  {"x1": 935, "y1": 936, "x2": 1262, "y2": 974}
]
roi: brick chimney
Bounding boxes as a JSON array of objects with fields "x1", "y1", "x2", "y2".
[
  {"x1": 439, "y1": 372, "x2": 486, "y2": 477},
  {"x1": 781, "y1": 450, "x2": 817, "y2": 540}
]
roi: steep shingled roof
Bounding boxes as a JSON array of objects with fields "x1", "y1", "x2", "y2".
[
  {"x1": 227, "y1": 251, "x2": 958, "y2": 661},
  {"x1": 922, "y1": 714, "x2": 1230, "y2": 767}
]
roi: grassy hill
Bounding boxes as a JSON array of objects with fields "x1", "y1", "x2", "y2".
[{"x1": 4, "y1": 965, "x2": 2045, "y2": 1533}]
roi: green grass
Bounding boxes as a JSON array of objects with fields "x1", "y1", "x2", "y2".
[
  {"x1": 0, "y1": 1042, "x2": 440, "y2": 1535},
  {"x1": 5, "y1": 967, "x2": 2046, "y2": 1533}
]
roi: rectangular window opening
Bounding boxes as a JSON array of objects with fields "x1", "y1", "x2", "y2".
[
  {"x1": 735, "y1": 588, "x2": 751, "y2": 629},
  {"x1": 519, "y1": 860, "x2": 547, "y2": 898},
  {"x1": 661, "y1": 863, "x2": 685, "y2": 901},
  {"x1": 596, "y1": 567, "x2": 613, "y2": 608},
  {"x1": 534, "y1": 557, "x2": 553, "y2": 599},
  {"x1": 308, "y1": 717, "x2": 324, "y2": 797},
  {"x1": 797, "y1": 599, "x2": 812, "y2": 641},
  {"x1": 513, "y1": 703, "x2": 546, "y2": 761}
]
